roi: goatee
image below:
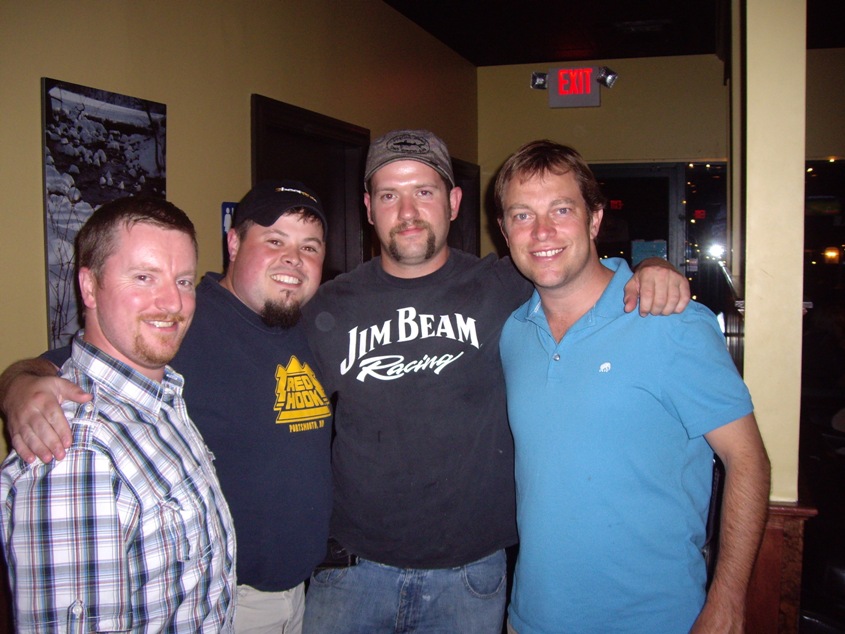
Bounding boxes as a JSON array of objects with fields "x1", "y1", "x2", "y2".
[
  {"x1": 388, "y1": 221, "x2": 436, "y2": 262},
  {"x1": 261, "y1": 299, "x2": 302, "y2": 329}
]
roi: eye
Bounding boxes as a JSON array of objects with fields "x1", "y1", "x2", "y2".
[
  {"x1": 554, "y1": 207, "x2": 572, "y2": 216},
  {"x1": 418, "y1": 189, "x2": 433, "y2": 197},
  {"x1": 380, "y1": 193, "x2": 396, "y2": 203},
  {"x1": 177, "y1": 279, "x2": 195, "y2": 289},
  {"x1": 135, "y1": 274, "x2": 150, "y2": 283}
]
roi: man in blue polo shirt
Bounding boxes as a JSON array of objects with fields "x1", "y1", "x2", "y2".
[{"x1": 495, "y1": 140, "x2": 771, "y2": 634}]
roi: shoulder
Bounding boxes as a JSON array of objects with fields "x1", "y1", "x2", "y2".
[
  {"x1": 449, "y1": 251, "x2": 533, "y2": 300},
  {"x1": 307, "y1": 260, "x2": 377, "y2": 309},
  {"x1": 1, "y1": 416, "x2": 120, "y2": 493}
]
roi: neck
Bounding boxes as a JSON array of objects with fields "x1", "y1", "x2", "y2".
[
  {"x1": 539, "y1": 259, "x2": 613, "y2": 342},
  {"x1": 81, "y1": 333, "x2": 166, "y2": 383}
]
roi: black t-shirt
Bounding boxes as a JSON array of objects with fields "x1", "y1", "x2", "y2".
[
  {"x1": 304, "y1": 251, "x2": 531, "y2": 568},
  {"x1": 46, "y1": 274, "x2": 334, "y2": 591}
]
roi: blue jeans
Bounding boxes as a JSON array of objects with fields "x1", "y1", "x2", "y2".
[{"x1": 303, "y1": 549, "x2": 507, "y2": 633}]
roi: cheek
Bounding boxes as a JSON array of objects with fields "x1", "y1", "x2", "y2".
[{"x1": 181, "y1": 294, "x2": 197, "y2": 317}]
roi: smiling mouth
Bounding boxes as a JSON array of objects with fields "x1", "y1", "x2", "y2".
[
  {"x1": 271, "y1": 274, "x2": 302, "y2": 285},
  {"x1": 533, "y1": 248, "x2": 563, "y2": 257},
  {"x1": 144, "y1": 316, "x2": 184, "y2": 329}
]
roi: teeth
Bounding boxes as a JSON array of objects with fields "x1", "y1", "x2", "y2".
[
  {"x1": 271, "y1": 274, "x2": 301, "y2": 285},
  {"x1": 534, "y1": 248, "x2": 562, "y2": 257},
  {"x1": 149, "y1": 321, "x2": 176, "y2": 328}
]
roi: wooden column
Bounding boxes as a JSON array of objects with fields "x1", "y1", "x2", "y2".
[{"x1": 746, "y1": 503, "x2": 817, "y2": 633}]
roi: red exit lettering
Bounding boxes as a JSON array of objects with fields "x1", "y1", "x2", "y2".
[{"x1": 558, "y1": 68, "x2": 593, "y2": 95}]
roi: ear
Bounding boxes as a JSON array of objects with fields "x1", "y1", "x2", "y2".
[
  {"x1": 226, "y1": 228, "x2": 241, "y2": 263},
  {"x1": 448, "y1": 186, "x2": 462, "y2": 221},
  {"x1": 589, "y1": 208, "x2": 604, "y2": 240},
  {"x1": 497, "y1": 218, "x2": 510, "y2": 247},
  {"x1": 78, "y1": 267, "x2": 97, "y2": 310},
  {"x1": 364, "y1": 192, "x2": 374, "y2": 226}
]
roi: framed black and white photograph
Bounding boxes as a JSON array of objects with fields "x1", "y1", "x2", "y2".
[{"x1": 42, "y1": 78, "x2": 166, "y2": 348}]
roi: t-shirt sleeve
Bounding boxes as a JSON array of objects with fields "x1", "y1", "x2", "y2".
[
  {"x1": 659, "y1": 305, "x2": 754, "y2": 439},
  {"x1": 40, "y1": 345, "x2": 71, "y2": 370}
]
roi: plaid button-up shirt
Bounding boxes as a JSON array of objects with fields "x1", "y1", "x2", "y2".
[{"x1": 0, "y1": 335, "x2": 236, "y2": 633}]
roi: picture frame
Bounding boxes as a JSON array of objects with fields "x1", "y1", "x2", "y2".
[{"x1": 42, "y1": 78, "x2": 166, "y2": 348}]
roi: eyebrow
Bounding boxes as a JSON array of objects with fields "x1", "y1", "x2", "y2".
[
  {"x1": 505, "y1": 197, "x2": 578, "y2": 214},
  {"x1": 374, "y1": 181, "x2": 443, "y2": 193},
  {"x1": 264, "y1": 227, "x2": 324, "y2": 245},
  {"x1": 549, "y1": 197, "x2": 578, "y2": 206}
]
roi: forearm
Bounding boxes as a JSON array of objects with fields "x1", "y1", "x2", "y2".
[
  {"x1": 699, "y1": 439, "x2": 771, "y2": 630},
  {"x1": 0, "y1": 358, "x2": 57, "y2": 417}
]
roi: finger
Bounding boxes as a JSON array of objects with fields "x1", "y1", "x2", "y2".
[
  {"x1": 60, "y1": 383, "x2": 93, "y2": 407},
  {"x1": 622, "y1": 284, "x2": 640, "y2": 313},
  {"x1": 645, "y1": 280, "x2": 669, "y2": 316},
  {"x1": 12, "y1": 426, "x2": 65, "y2": 464},
  {"x1": 637, "y1": 280, "x2": 656, "y2": 316},
  {"x1": 10, "y1": 432, "x2": 37, "y2": 464},
  {"x1": 40, "y1": 406, "x2": 72, "y2": 456},
  {"x1": 659, "y1": 284, "x2": 682, "y2": 316}
]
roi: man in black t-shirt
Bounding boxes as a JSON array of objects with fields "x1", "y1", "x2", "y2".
[{"x1": 300, "y1": 130, "x2": 691, "y2": 633}]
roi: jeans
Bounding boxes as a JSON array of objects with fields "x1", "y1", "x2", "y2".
[{"x1": 303, "y1": 549, "x2": 507, "y2": 633}]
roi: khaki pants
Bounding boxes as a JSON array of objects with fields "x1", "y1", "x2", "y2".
[{"x1": 235, "y1": 582, "x2": 305, "y2": 634}]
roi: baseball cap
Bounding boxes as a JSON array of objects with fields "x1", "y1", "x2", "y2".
[
  {"x1": 364, "y1": 130, "x2": 455, "y2": 191},
  {"x1": 233, "y1": 180, "x2": 327, "y2": 234}
]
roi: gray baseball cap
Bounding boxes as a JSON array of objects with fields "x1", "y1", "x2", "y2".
[{"x1": 364, "y1": 129, "x2": 455, "y2": 191}]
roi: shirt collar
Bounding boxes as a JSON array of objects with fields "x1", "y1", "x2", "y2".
[
  {"x1": 512, "y1": 257, "x2": 633, "y2": 328},
  {"x1": 70, "y1": 332, "x2": 184, "y2": 419}
]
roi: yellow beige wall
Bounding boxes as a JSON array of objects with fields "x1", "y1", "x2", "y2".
[
  {"x1": 478, "y1": 49, "x2": 845, "y2": 252},
  {"x1": 0, "y1": 0, "x2": 477, "y2": 453},
  {"x1": 477, "y1": 54, "x2": 729, "y2": 253}
]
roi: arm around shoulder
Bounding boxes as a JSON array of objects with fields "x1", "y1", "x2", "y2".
[
  {"x1": 624, "y1": 257, "x2": 691, "y2": 316},
  {"x1": 0, "y1": 357, "x2": 88, "y2": 464}
]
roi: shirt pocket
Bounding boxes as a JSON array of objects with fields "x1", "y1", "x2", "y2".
[{"x1": 158, "y1": 471, "x2": 215, "y2": 564}]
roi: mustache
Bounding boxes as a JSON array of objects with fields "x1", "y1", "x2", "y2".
[{"x1": 390, "y1": 219, "x2": 432, "y2": 236}]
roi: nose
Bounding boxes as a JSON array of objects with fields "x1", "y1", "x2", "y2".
[
  {"x1": 155, "y1": 280, "x2": 184, "y2": 314},
  {"x1": 532, "y1": 213, "x2": 556, "y2": 241},
  {"x1": 278, "y1": 244, "x2": 302, "y2": 267},
  {"x1": 397, "y1": 194, "x2": 418, "y2": 220}
]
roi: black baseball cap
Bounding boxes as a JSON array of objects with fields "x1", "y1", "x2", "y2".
[{"x1": 233, "y1": 180, "x2": 327, "y2": 235}]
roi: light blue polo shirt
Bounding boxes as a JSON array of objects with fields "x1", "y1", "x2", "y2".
[{"x1": 500, "y1": 258, "x2": 753, "y2": 634}]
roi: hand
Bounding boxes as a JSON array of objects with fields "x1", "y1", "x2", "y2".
[
  {"x1": 4, "y1": 373, "x2": 88, "y2": 464},
  {"x1": 689, "y1": 592, "x2": 745, "y2": 634},
  {"x1": 623, "y1": 257, "x2": 691, "y2": 315}
]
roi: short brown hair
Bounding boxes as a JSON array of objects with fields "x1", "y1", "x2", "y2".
[
  {"x1": 76, "y1": 196, "x2": 196, "y2": 282},
  {"x1": 494, "y1": 140, "x2": 606, "y2": 220}
]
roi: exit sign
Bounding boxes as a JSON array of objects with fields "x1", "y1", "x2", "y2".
[{"x1": 549, "y1": 67, "x2": 601, "y2": 108}]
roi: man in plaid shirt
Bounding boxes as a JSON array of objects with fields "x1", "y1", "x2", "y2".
[{"x1": 0, "y1": 197, "x2": 236, "y2": 632}]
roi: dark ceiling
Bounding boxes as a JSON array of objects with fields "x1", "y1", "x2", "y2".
[{"x1": 383, "y1": 0, "x2": 845, "y2": 67}]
